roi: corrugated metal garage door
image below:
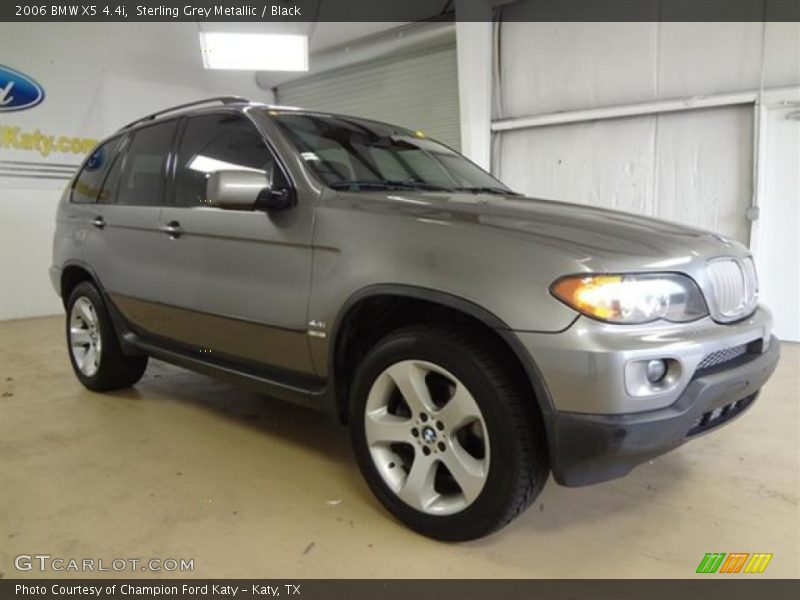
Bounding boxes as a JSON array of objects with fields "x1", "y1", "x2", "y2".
[{"x1": 274, "y1": 45, "x2": 461, "y2": 150}]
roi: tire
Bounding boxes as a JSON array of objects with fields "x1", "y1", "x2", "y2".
[
  {"x1": 349, "y1": 326, "x2": 549, "y2": 540},
  {"x1": 65, "y1": 281, "x2": 148, "y2": 391}
]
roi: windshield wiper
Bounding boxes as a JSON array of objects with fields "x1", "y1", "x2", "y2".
[
  {"x1": 329, "y1": 179, "x2": 454, "y2": 192},
  {"x1": 453, "y1": 186, "x2": 522, "y2": 196}
]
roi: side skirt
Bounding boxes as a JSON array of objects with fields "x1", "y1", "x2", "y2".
[
  {"x1": 124, "y1": 331, "x2": 335, "y2": 414},
  {"x1": 98, "y1": 288, "x2": 336, "y2": 415}
]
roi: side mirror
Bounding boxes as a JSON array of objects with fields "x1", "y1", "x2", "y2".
[
  {"x1": 206, "y1": 170, "x2": 295, "y2": 212},
  {"x1": 255, "y1": 186, "x2": 296, "y2": 212}
]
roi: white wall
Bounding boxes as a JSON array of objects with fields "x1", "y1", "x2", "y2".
[
  {"x1": 493, "y1": 20, "x2": 799, "y2": 242},
  {"x1": 495, "y1": 21, "x2": 799, "y2": 117},
  {"x1": 455, "y1": 1, "x2": 493, "y2": 170},
  {"x1": 752, "y1": 94, "x2": 800, "y2": 342},
  {"x1": 496, "y1": 106, "x2": 755, "y2": 243},
  {"x1": 489, "y1": 15, "x2": 800, "y2": 340},
  {"x1": 0, "y1": 23, "x2": 270, "y2": 321}
]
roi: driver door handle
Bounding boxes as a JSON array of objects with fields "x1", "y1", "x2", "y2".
[
  {"x1": 91, "y1": 216, "x2": 106, "y2": 229},
  {"x1": 160, "y1": 221, "x2": 184, "y2": 239}
]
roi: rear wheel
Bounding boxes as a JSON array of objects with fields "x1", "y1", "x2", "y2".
[
  {"x1": 349, "y1": 326, "x2": 549, "y2": 540},
  {"x1": 66, "y1": 281, "x2": 147, "y2": 391}
]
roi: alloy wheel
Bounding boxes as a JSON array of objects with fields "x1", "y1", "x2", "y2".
[
  {"x1": 364, "y1": 360, "x2": 490, "y2": 515},
  {"x1": 69, "y1": 297, "x2": 102, "y2": 377}
]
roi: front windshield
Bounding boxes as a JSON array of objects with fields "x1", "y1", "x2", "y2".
[{"x1": 268, "y1": 111, "x2": 516, "y2": 194}]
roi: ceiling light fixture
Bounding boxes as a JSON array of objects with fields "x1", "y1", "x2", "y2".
[{"x1": 199, "y1": 32, "x2": 309, "y2": 71}]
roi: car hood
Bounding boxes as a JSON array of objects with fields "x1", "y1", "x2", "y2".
[{"x1": 332, "y1": 190, "x2": 750, "y2": 271}]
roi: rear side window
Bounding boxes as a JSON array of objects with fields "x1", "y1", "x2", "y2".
[
  {"x1": 173, "y1": 113, "x2": 282, "y2": 207},
  {"x1": 115, "y1": 120, "x2": 178, "y2": 206},
  {"x1": 71, "y1": 136, "x2": 124, "y2": 204}
]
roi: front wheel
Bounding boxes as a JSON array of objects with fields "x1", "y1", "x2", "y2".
[{"x1": 349, "y1": 326, "x2": 549, "y2": 540}]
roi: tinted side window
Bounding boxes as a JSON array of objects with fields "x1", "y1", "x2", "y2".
[
  {"x1": 173, "y1": 113, "x2": 281, "y2": 207},
  {"x1": 71, "y1": 136, "x2": 124, "y2": 204},
  {"x1": 97, "y1": 139, "x2": 127, "y2": 205},
  {"x1": 115, "y1": 120, "x2": 177, "y2": 206}
]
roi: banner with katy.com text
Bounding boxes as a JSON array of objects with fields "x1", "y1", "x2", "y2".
[{"x1": 0, "y1": 60, "x2": 103, "y2": 188}]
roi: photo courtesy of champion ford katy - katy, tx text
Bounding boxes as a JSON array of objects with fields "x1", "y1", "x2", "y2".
[{"x1": 0, "y1": 1, "x2": 798, "y2": 599}]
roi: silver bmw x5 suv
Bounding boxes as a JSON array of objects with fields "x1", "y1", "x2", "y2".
[{"x1": 51, "y1": 97, "x2": 780, "y2": 540}]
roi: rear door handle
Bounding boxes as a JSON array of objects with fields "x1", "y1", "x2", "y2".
[
  {"x1": 161, "y1": 221, "x2": 184, "y2": 239},
  {"x1": 91, "y1": 216, "x2": 106, "y2": 229}
]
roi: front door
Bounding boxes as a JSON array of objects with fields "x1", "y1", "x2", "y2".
[{"x1": 153, "y1": 112, "x2": 315, "y2": 377}]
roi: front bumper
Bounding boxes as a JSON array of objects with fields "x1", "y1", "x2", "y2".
[
  {"x1": 518, "y1": 307, "x2": 774, "y2": 414},
  {"x1": 542, "y1": 337, "x2": 780, "y2": 485}
]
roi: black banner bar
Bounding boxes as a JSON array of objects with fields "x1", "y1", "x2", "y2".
[
  {"x1": 3, "y1": 579, "x2": 800, "y2": 600},
  {"x1": 1, "y1": 0, "x2": 799, "y2": 22}
]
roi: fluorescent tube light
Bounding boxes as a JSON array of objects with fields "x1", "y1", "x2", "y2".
[{"x1": 199, "y1": 32, "x2": 308, "y2": 71}]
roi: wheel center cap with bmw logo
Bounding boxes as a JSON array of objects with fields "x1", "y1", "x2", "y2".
[{"x1": 422, "y1": 426, "x2": 437, "y2": 443}]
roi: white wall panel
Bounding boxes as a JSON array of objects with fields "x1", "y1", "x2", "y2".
[
  {"x1": 763, "y1": 22, "x2": 800, "y2": 87},
  {"x1": 655, "y1": 23, "x2": 764, "y2": 98},
  {"x1": 497, "y1": 16, "x2": 799, "y2": 118},
  {"x1": 0, "y1": 190, "x2": 62, "y2": 319},
  {"x1": 496, "y1": 106, "x2": 753, "y2": 243},
  {"x1": 753, "y1": 104, "x2": 800, "y2": 342},
  {"x1": 496, "y1": 115, "x2": 657, "y2": 214},
  {"x1": 653, "y1": 106, "x2": 754, "y2": 243},
  {"x1": 456, "y1": 19, "x2": 493, "y2": 169},
  {"x1": 0, "y1": 22, "x2": 268, "y2": 321},
  {"x1": 497, "y1": 22, "x2": 658, "y2": 117}
]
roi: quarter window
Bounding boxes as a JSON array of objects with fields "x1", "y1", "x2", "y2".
[{"x1": 71, "y1": 136, "x2": 124, "y2": 204}]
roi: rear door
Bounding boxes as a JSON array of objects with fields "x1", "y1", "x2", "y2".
[
  {"x1": 84, "y1": 119, "x2": 178, "y2": 324},
  {"x1": 66, "y1": 133, "x2": 127, "y2": 270},
  {"x1": 153, "y1": 111, "x2": 315, "y2": 376}
]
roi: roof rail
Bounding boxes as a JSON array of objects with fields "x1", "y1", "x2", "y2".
[{"x1": 121, "y1": 96, "x2": 250, "y2": 130}]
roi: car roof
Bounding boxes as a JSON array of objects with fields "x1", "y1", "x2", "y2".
[{"x1": 115, "y1": 97, "x2": 419, "y2": 140}]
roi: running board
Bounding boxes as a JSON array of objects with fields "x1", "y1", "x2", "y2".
[{"x1": 124, "y1": 333, "x2": 333, "y2": 414}]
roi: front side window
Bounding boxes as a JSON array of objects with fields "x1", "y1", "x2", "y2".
[
  {"x1": 114, "y1": 120, "x2": 177, "y2": 206},
  {"x1": 173, "y1": 113, "x2": 282, "y2": 207},
  {"x1": 269, "y1": 111, "x2": 514, "y2": 194},
  {"x1": 71, "y1": 136, "x2": 124, "y2": 204}
]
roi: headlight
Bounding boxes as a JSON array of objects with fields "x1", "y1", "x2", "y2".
[{"x1": 551, "y1": 273, "x2": 709, "y2": 324}]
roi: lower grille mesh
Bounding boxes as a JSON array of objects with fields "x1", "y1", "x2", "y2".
[{"x1": 696, "y1": 344, "x2": 749, "y2": 372}]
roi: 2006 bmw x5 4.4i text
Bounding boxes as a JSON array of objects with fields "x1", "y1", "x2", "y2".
[{"x1": 51, "y1": 97, "x2": 780, "y2": 540}]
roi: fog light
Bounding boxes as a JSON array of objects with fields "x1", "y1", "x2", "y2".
[{"x1": 645, "y1": 359, "x2": 668, "y2": 383}]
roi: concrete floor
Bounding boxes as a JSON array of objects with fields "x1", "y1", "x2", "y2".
[{"x1": 1, "y1": 315, "x2": 798, "y2": 579}]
